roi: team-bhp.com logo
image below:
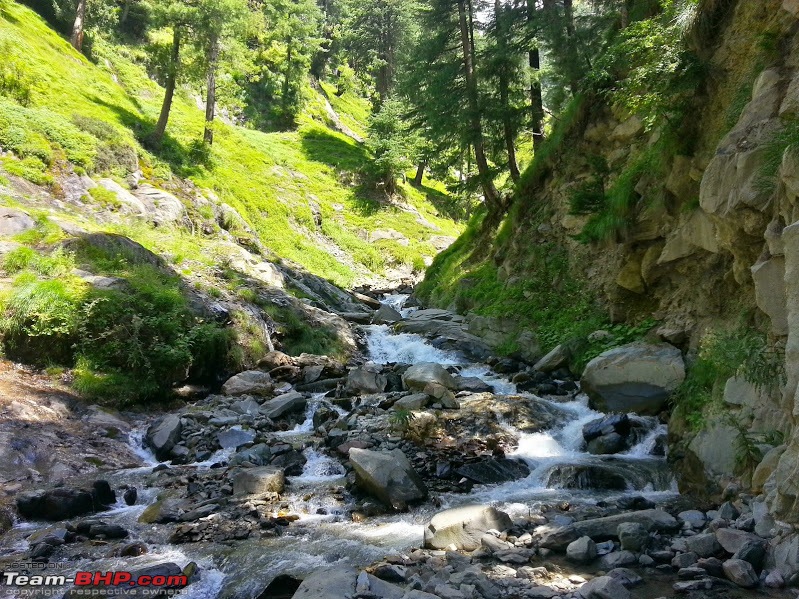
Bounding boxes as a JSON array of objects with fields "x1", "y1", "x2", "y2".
[{"x1": 2, "y1": 571, "x2": 188, "y2": 595}]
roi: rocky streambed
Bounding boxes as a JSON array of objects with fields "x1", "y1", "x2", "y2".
[{"x1": 0, "y1": 295, "x2": 794, "y2": 598}]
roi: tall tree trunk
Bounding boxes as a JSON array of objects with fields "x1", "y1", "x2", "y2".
[
  {"x1": 457, "y1": 0, "x2": 501, "y2": 212},
  {"x1": 120, "y1": 0, "x2": 131, "y2": 25},
  {"x1": 203, "y1": 33, "x2": 220, "y2": 146},
  {"x1": 70, "y1": 0, "x2": 87, "y2": 52},
  {"x1": 526, "y1": 0, "x2": 544, "y2": 150},
  {"x1": 151, "y1": 26, "x2": 181, "y2": 147},
  {"x1": 413, "y1": 160, "x2": 427, "y2": 186},
  {"x1": 562, "y1": 0, "x2": 580, "y2": 94},
  {"x1": 495, "y1": 0, "x2": 519, "y2": 182}
]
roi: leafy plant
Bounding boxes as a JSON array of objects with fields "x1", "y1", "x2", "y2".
[{"x1": 389, "y1": 406, "x2": 416, "y2": 436}]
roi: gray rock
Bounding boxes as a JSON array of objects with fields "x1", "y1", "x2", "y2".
[
  {"x1": 356, "y1": 572, "x2": 404, "y2": 599},
  {"x1": 581, "y1": 342, "x2": 685, "y2": 415},
  {"x1": 764, "y1": 570, "x2": 785, "y2": 588},
  {"x1": 222, "y1": 370, "x2": 273, "y2": 396},
  {"x1": 402, "y1": 363, "x2": 457, "y2": 392},
  {"x1": 262, "y1": 392, "x2": 307, "y2": 419},
  {"x1": 577, "y1": 575, "x2": 631, "y2": 599},
  {"x1": 600, "y1": 550, "x2": 637, "y2": 569},
  {"x1": 394, "y1": 393, "x2": 429, "y2": 410},
  {"x1": 454, "y1": 458, "x2": 530, "y2": 485},
  {"x1": 454, "y1": 376, "x2": 493, "y2": 393},
  {"x1": 683, "y1": 533, "x2": 721, "y2": 558},
  {"x1": 349, "y1": 448, "x2": 427, "y2": 510},
  {"x1": 424, "y1": 505, "x2": 512, "y2": 551},
  {"x1": 617, "y1": 522, "x2": 649, "y2": 552},
  {"x1": 233, "y1": 466, "x2": 285, "y2": 495},
  {"x1": 607, "y1": 568, "x2": 643, "y2": 588},
  {"x1": 229, "y1": 398, "x2": 262, "y2": 416},
  {"x1": 292, "y1": 567, "x2": 356, "y2": 599},
  {"x1": 716, "y1": 528, "x2": 761, "y2": 554},
  {"x1": 145, "y1": 414, "x2": 182, "y2": 461},
  {"x1": 372, "y1": 304, "x2": 403, "y2": 324},
  {"x1": 672, "y1": 552, "x2": 699, "y2": 569},
  {"x1": 0, "y1": 207, "x2": 35, "y2": 237},
  {"x1": 722, "y1": 558, "x2": 758, "y2": 588},
  {"x1": 534, "y1": 344, "x2": 570, "y2": 373},
  {"x1": 732, "y1": 540, "x2": 766, "y2": 572},
  {"x1": 718, "y1": 501, "x2": 740, "y2": 520},
  {"x1": 574, "y1": 509, "x2": 679, "y2": 539},
  {"x1": 131, "y1": 184, "x2": 185, "y2": 225},
  {"x1": 346, "y1": 368, "x2": 388, "y2": 395},
  {"x1": 567, "y1": 536, "x2": 597, "y2": 564},
  {"x1": 678, "y1": 510, "x2": 706, "y2": 529}
]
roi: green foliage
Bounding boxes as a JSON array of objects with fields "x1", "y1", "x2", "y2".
[
  {"x1": 0, "y1": 46, "x2": 32, "y2": 106},
  {"x1": 570, "y1": 319, "x2": 657, "y2": 373},
  {"x1": 568, "y1": 178, "x2": 605, "y2": 215},
  {"x1": 261, "y1": 301, "x2": 348, "y2": 361},
  {"x1": 389, "y1": 406, "x2": 416, "y2": 436},
  {"x1": 0, "y1": 156, "x2": 53, "y2": 186},
  {"x1": 2, "y1": 246, "x2": 75, "y2": 276},
  {"x1": 672, "y1": 326, "x2": 785, "y2": 430},
  {"x1": 87, "y1": 185, "x2": 122, "y2": 208},
  {"x1": 365, "y1": 98, "x2": 418, "y2": 193},
  {"x1": 759, "y1": 118, "x2": 799, "y2": 196}
]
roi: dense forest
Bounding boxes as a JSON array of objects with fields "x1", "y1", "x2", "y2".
[{"x1": 10, "y1": 0, "x2": 698, "y2": 210}]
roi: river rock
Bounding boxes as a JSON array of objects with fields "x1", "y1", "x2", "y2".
[
  {"x1": 349, "y1": 448, "x2": 427, "y2": 510},
  {"x1": 455, "y1": 458, "x2": 530, "y2": 485},
  {"x1": 424, "y1": 505, "x2": 513, "y2": 550},
  {"x1": 681, "y1": 533, "x2": 722, "y2": 557},
  {"x1": 145, "y1": 414, "x2": 183, "y2": 461},
  {"x1": 723, "y1": 558, "x2": 759, "y2": 588},
  {"x1": 577, "y1": 575, "x2": 631, "y2": 599},
  {"x1": 600, "y1": 550, "x2": 637, "y2": 569},
  {"x1": 292, "y1": 567, "x2": 357, "y2": 599},
  {"x1": 617, "y1": 522, "x2": 649, "y2": 551},
  {"x1": 262, "y1": 392, "x2": 307, "y2": 419},
  {"x1": 580, "y1": 342, "x2": 685, "y2": 415},
  {"x1": 17, "y1": 488, "x2": 94, "y2": 521},
  {"x1": 607, "y1": 568, "x2": 643, "y2": 588},
  {"x1": 716, "y1": 528, "x2": 761, "y2": 553},
  {"x1": 233, "y1": 466, "x2": 285, "y2": 495},
  {"x1": 733, "y1": 540, "x2": 766, "y2": 572},
  {"x1": 372, "y1": 304, "x2": 403, "y2": 324},
  {"x1": 567, "y1": 536, "x2": 597, "y2": 563},
  {"x1": 454, "y1": 376, "x2": 493, "y2": 393},
  {"x1": 346, "y1": 368, "x2": 388, "y2": 395},
  {"x1": 402, "y1": 363, "x2": 457, "y2": 392},
  {"x1": 534, "y1": 344, "x2": 570, "y2": 373},
  {"x1": 557, "y1": 509, "x2": 678, "y2": 546},
  {"x1": 222, "y1": 370, "x2": 273, "y2": 396},
  {"x1": 394, "y1": 393, "x2": 429, "y2": 410}
]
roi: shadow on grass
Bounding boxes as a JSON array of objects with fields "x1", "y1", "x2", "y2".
[
  {"x1": 87, "y1": 95, "x2": 212, "y2": 178},
  {"x1": 299, "y1": 126, "x2": 368, "y2": 175},
  {"x1": 413, "y1": 182, "x2": 470, "y2": 222}
]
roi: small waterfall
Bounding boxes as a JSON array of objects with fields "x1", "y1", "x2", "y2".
[{"x1": 365, "y1": 325, "x2": 462, "y2": 365}]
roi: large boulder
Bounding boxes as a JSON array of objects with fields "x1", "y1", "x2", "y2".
[
  {"x1": 372, "y1": 304, "x2": 402, "y2": 324},
  {"x1": 346, "y1": 368, "x2": 388, "y2": 395},
  {"x1": 221, "y1": 370, "x2": 273, "y2": 397},
  {"x1": 16, "y1": 481, "x2": 116, "y2": 521},
  {"x1": 261, "y1": 392, "x2": 307, "y2": 419},
  {"x1": 145, "y1": 414, "x2": 183, "y2": 461},
  {"x1": 348, "y1": 448, "x2": 427, "y2": 510},
  {"x1": 577, "y1": 575, "x2": 631, "y2": 599},
  {"x1": 424, "y1": 505, "x2": 513, "y2": 550},
  {"x1": 291, "y1": 568, "x2": 357, "y2": 599},
  {"x1": 581, "y1": 342, "x2": 685, "y2": 415},
  {"x1": 402, "y1": 363, "x2": 457, "y2": 392},
  {"x1": 0, "y1": 207, "x2": 35, "y2": 237},
  {"x1": 233, "y1": 466, "x2": 285, "y2": 495},
  {"x1": 454, "y1": 458, "x2": 530, "y2": 485}
]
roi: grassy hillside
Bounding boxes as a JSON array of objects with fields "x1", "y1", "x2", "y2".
[
  {"x1": 0, "y1": 1, "x2": 462, "y2": 288},
  {"x1": 0, "y1": 2, "x2": 466, "y2": 404}
]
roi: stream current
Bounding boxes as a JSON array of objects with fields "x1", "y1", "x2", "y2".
[{"x1": 0, "y1": 294, "x2": 677, "y2": 598}]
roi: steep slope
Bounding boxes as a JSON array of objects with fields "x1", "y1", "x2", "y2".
[
  {"x1": 418, "y1": 0, "x2": 799, "y2": 527},
  {"x1": 0, "y1": 1, "x2": 462, "y2": 289}
]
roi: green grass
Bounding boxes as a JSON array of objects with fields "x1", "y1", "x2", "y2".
[{"x1": 0, "y1": 1, "x2": 462, "y2": 288}]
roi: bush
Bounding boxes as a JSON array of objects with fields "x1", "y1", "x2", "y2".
[
  {"x1": 0, "y1": 272, "x2": 87, "y2": 364},
  {"x1": 672, "y1": 326, "x2": 785, "y2": 430},
  {"x1": 0, "y1": 156, "x2": 53, "y2": 185},
  {"x1": 87, "y1": 185, "x2": 122, "y2": 208}
]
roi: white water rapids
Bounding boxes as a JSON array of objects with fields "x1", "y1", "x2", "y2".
[{"x1": 0, "y1": 294, "x2": 676, "y2": 598}]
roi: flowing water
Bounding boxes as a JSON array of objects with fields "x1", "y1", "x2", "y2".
[{"x1": 0, "y1": 295, "x2": 676, "y2": 598}]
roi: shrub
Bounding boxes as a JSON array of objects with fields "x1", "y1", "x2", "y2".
[
  {"x1": 0, "y1": 272, "x2": 87, "y2": 363},
  {"x1": 87, "y1": 185, "x2": 122, "y2": 208}
]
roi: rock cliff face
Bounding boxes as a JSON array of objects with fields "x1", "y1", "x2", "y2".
[{"x1": 421, "y1": 0, "x2": 799, "y2": 528}]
